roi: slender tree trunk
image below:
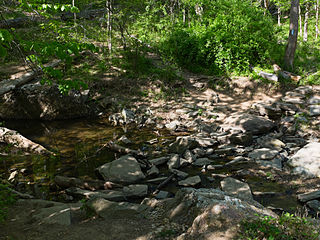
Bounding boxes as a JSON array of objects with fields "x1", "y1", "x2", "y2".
[
  {"x1": 264, "y1": 0, "x2": 269, "y2": 15},
  {"x1": 107, "y1": 0, "x2": 112, "y2": 53},
  {"x1": 299, "y1": 5, "x2": 302, "y2": 37},
  {"x1": 72, "y1": 0, "x2": 76, "y2": 26},
  {"x1": 316, "y1": 0, "x2": 319, "y2": 39},
  {"x1": 284, "y1": 0, "x2": 299, "y2": 70},
  {"x1": 303, "y1": 3, "x2": 310, "y2": 42},
  {"x1": 278, "y1": 2, "x2": 281, "y2": 26}
]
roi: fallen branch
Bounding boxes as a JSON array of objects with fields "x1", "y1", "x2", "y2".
[
  {"x1": 153, "y1": 174, "x2": 175, "y2": 194},
  {"x1": 0, "y1": 127, "x2": 52, "y2": 155},
  {"x1": 0, "y1": 59, "x2": 61, "y2": 96}
]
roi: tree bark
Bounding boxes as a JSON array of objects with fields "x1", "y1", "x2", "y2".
[
  {"x1": 278, "y1": 2, "x2": 281, "y2": 26},
  {"x1": 303, "y1": 3, "x2": 310, "y2": 42},
  {"x1": 316, "y1": 0, "x2": 319, "y2": 39},
  {"x1": 299, "y1": 5, "x2": 302, "y2": 37},
  {"x1": 284, "y1": 0, "x2": 299, "y2": 70}
]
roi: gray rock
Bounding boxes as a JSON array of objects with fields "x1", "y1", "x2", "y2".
[
  {"x1": 149, "y1": 156, "x2": 169, "y2": 166},
  {"x1": 0, "y1": 83, "x2": 96, "y2": 120},
  {"x1": 32, "y1": 204, "x2": 72, "y2": 226},
  {"x1": 155, "y1": 191, "x2": 171, "y2": 199},
  {"x1": 224, "y1": 113, "x2": 275, "y2": 135},
  {"x1": 178, "y1": 176, "x2": 201, "y2": 186},
  {"x1": 256, "y1": 158, "x2": 282, "y2": 170},
  {"x1": 121, "y1": 109, "x2": 135, "y2": 123},
  {"x1": 167, "y1": 154, "x2": 180, "y2": 169},
  {"x1": 170, "y1": 169, "x2": 189, "y2": 179},
  {"x1": 192, "y1": 148, "x2": 206, "y2": 157},
  {"x1": 308, "y1": 96, "x2": 320, "y2": 105},
  {"x1": 183, "y1": 150, "x2": 196, "y2": 163},
  {"x1": 147, "y1": 165, "x2": 159, "y2": 176},
  {"x1": 307, "y1": 200, "x2": 320, "y2": 212},
  {"x1": 220, "y1": 177, "x2": 253, "y2": 200},
  {"x1": 192, "y1": 158, "x2": 212, "y2": 167},
  {"x1": 297, "y1": 190, "x2": 320, "y2": 202},
  {"x1": 215, "y1": 146, "x2": 235, "y2": 155},
  {"x1": 165, "y1": 120, "x2": 180, "y2": 130},
  {"x1": 123, "y1": 184, "x2": 148, "y2": 198},
  {"x1": 86, "y1": 198, "x2": 148, "y2": 219},
  {"x1": 194, "y1": 137, "x2": 217, "y2": 148},
  {"x1": 169, "y1": 136, "x2": 199, "y2": 154},
  {"x1": 310, "y1": 105, "x2": 320, "y2": 116},
  {"x1": 97, "y1": 155, "x2": 146, "y2": 183},
  {"x1": 66, "y1": 187, "x2": 125, "y2": 201},
  {"x1": 119, "y1": 135, "x2": 132, "y2": 144},
  {"x1": 164, "y1": 188, "x2": 276, "y2": 240},
  {"x1": 257, "y1": 137, "x2": 285, "y2": 150},
  {"x1": 288, "y1": 142, "x2": 320, "y2": 177},
  {"x1": 248, "y1": 148, "x2": 279, "y2": 160},
  {"x1": 225, "y1": 156, "x2": 249, "y2": 166},
  {"x1": 294, "y1": 86, "x2": 313, "y2": 95},
  {"x1": 229, "y1": 132, "x2": 253, "y2": 146}
]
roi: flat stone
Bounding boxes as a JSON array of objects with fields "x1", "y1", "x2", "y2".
[
  {"x1": 147, "y1": 165, "x2": 159, "y2": 176},
  {"x1": 165, "y1": 120, "x2": 180, "y2": 130},
  {"x1": 220, "y1": 177, "x2": 253, "y2": 200},
  {"x1": 178, "y1": 176, "x2": 201, "y2": 186},
  {"x1": 155, "y1": 191, "x2": 171, "y2": 199},
  {"x1": 32, "y1": 204, "x2": 71, "y2": 226},
  {"x1": 192, "y1": 158, "x2": 212, "y2": 167},
  {"x1": 257, "y1": 137, "x2": 285, "y2": 150},
  {"x1": 307, "y1": 200, "x2": 320, "y2": 212},
  {"x1": 97, "y1": 155, "x2": 146, "y2": 183},
  {"x1": 66, "y1": 187, "x2": 125, "y2": 201},
  {"x1": 229, "y1": 132, "x2": 253, "y2": 146},
  {"x1": 86, "y1": 198, "x2": 148, "y2": 219},
  {"x1": 225, "y1": 156, "x2": 249, "y2": 166},
  {"x1": 170, "y1": 169, "x2": 189, "y2": 179},
  {"x1": 169, "y1": 136, "x2": 199, "y2": 154},
  {"x1": 308, "y1": 96, "x2": 320, "y2": 105},
  {"x1": 256, "y1": 158, "x2": 282, "y2": 170},
  {"x1": 223, "y1": 113, "x2": 275, "y2": 135},
  {"x1": 248, "y1": 148, "x2": 279, "y2": 160},
  {"x1": 123, "y1": 184, "x2": 148, "y2": 198},
  {"x1": 194, "y1": 137, "x2": 217, "y2": 148},
  {"x1": 297, "y1": 190, "x2": 320, "y2": 202},
  {"x1": 309, "y1": 105, "x2": 320, "y2": 116},
  {"x1": 192, "y1": 148, "x2": 206, "y2": 157},
  {"x1": 149, "y1": 156, "x2": 169, "y2": 166},
  {"x1": 288, "y1": 142, "x2": 320, "y2": 177},
  {"x1": 167, "y1": 154, "x2": 180, "y2": 169}
]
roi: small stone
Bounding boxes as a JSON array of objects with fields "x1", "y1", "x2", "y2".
[
  {"x1": 167, "y1": 154, "x2": 180, "y2": 169},
  {"x1": 229, "y1": 132, "x2": 253, "y2": 146},
  {"x1": 123, "y1": 184, "x2": 148, "y2": 198},
  {"x1": 165, "y1": 120, "x2": 180, "y2": 130},
  {"x1": 170, "y1": 169, "x2": 189, "y2": 179},
  {"x1": 308, "y1": 96, "x2": 320, "y2": 105},
  {"x1": 225, "y1": 156, "x2": 249, "y2": 166},
  {"x1": 119, "y1": 135, "x2": 132, "y2": 144},
  {"x1": 147, "y1": 165, "x2": 159, "y2": 176},
  {"x1": 221, "y1": 177, "x2": 253, "y2": 200},
  {"x1": 155, "y1": 191, "x2": 171, "y2": 199},
  {"x1": 178, "y1": 176, "x2": 201, "y2": 187},
  {"x1": 248, "y1": 148, "x2": 279, "y2": 160},
  {"x1": 309, "y1": 105, "x2": 320, "y2": 116},
  {"x1": 307, "y1": 200, "x2": 320, "y2": 212},
  {"x1": 149, "y1": 156, "x2": 169, "y2": 166},
  {"x1": 192, "y1": 148, "x2": 206, "y2": 157},
  {"x1": 183, "y1": 150, "x2": 196, "y2": 163},
  {"x1": 192, "y1": 158, "x2": 212, "y2": 167}
]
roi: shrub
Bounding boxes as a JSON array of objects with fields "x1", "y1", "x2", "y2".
[{"x1": 161, "y1": 0, "x2": 277, "y2": 74}]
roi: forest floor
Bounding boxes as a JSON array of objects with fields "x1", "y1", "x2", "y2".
[{"x1": 1, "y1": 53, "x2": 320, "y2": 240}]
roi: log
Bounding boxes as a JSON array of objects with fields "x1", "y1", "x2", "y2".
[
  {"x1": 106, "y1": 141, "x2": 140, "y2": 156},
  {"x1": 0, "y1": 59, "x2": 61, "y2": 96},
  {"x1": 153, "y1": 174, "x2": 175, "y2": 193},
  {"x1": 273, "y1": 64, "x2": 301, "y2": 82},
  {"x1": 0, "y1": 127, "x2": 52, "y2": 155}
]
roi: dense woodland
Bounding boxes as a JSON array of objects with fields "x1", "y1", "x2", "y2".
[{"x1": 0, "y1": 0, "x2": 319, "y2": 93}]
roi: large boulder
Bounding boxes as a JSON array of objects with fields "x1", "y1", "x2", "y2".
[
  {"x1": 288, "y1": 142, "x2": 320, "y2": 178},
  {"x1": 97, "y1": 155, "x2": 146, "y2": 183},
  {"x1": 163, "y1": 188, "x2": 276, "y2": 240},
  {"x1": 0, "y1": 83, "x2": 96, "y2": 120},
  {"x1": 223, "y1": 113, "x2": 275, "y2": 135}
]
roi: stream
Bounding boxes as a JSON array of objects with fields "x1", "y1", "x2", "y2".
[{"x1": 1, "y1": 118, "x2": 301, "y2": 213}]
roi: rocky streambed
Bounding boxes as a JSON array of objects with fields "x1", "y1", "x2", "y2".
[{"x1": 1, "y1": 84, "x2": 320, "y2": 239}]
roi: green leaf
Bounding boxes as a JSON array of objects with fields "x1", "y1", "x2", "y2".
[
  {"x1": 70, "y1": 6, "x2": 80, "y2": 13},
  {"x1": 0, "y1": 45, "x2": 7, "y2": 58}
]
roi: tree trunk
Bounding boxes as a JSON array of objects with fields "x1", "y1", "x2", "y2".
[
  {"x1": 264, "y1": 0, "x2": 269, "y2": 15},
  {"x1": 107, "y1": 0, "x2": 112, "y2": 53},
  {"x1": 284, "y1": 0, "x2": 299, "y2": 70},
  {"x1": 278, "y1": 2, "x2": 281, "y2": 26},
  {"x1": 316, "y1": 0, "x2": 319, "y2": 39},
  {"x1": 72, "y1": 0, "x2": 76, "y2": 26},
  {"x1": 299, "y1": 5, "x2": 302, "y2": 37},
  {"x1": 303, "y1": 3, "x2": 310, "y2": 42}
]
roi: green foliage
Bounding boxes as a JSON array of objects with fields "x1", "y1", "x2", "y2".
[
  {"x1": 237, "y1": 213, "x2": 320, "y2": 240},
  {"x1": 0, "y1": 29, "x2": 13, "y2": 59},
  {"x1": 0, "y1": 183, "x2": 16, "y2": 222}
]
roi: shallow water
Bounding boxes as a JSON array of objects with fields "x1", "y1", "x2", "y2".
[{"x1": 1, "y1": 118, "x2": 302, "y2": 213}]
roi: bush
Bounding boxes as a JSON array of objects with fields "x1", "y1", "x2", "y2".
[
  {"x1": 160, "y1": 0, "x2": 277, "y2": 74},
  {"x1": 237, "y1": 213, "x2": 320, "y2": 240},
  {"x1": 0, "y1": 183, "x2": 16, "y2": 222}
]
